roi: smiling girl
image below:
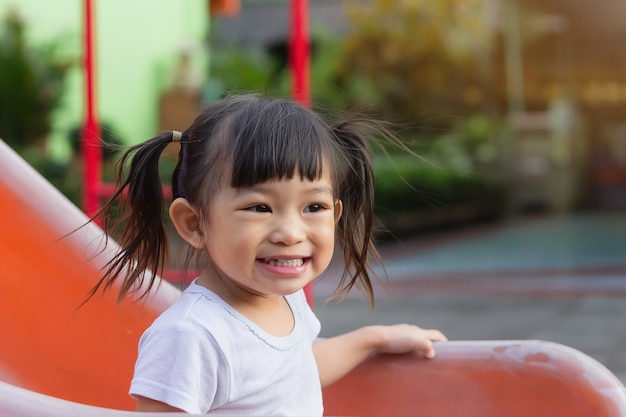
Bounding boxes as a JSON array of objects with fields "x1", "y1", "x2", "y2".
[{"x1": 90, "y1": 95, "x2": 446, "y2": 415}]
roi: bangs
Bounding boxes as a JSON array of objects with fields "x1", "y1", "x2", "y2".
[{"x1": 229, "y1": 100, "x2": 336, "y2": 188}]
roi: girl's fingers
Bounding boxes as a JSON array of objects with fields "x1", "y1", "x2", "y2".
[
  {"x1": 423, "y1": 329, "x2": 448, "y2": 342},
  {"x1": 402, "y1": 325, "x2": 447, "y2": 342},
  {"x1": 379, "y1": 325, "x2": 447, "y2": 355}
]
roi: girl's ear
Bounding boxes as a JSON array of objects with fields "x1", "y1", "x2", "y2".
[
  {"x1": 334, "y1": 199, "x2": 343, "y2": 223},
  {"x1": 169, "y1": 198, "x2": 205, "y2": 249}
]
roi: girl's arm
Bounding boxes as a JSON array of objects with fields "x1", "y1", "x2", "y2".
[
  {"x1": 135, "y1": 396, "x2": 184, "y2": 412},
  {"x1": 312, "y1": 324, "x2": 447, "y2": 388}
]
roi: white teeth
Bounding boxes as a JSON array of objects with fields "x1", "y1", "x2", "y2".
[{"x1": 264, "y1": 258, "x2": 304, "y2": 267}]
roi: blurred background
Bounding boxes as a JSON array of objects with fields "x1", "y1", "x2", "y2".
[
  {"x1": 3, "y1": 0, "x2": 626, "y2": 224},
  {"x1": 1, "y1": 0, "x2": 625, "y2": 383}
]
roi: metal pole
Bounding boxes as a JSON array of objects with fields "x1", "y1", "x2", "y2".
[
  {"x1": 289, "y1": 0, "x2": 314, "y2": 304},
  {"x1": 290, "y1": 0, "x2": 310, "y2": 107},
  {"x1": 82, "y1": 0, "x2": 102, "y2": 219}
]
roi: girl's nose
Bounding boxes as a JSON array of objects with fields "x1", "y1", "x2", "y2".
[{"x1": 269, "y1": 214, "x2": 306, "y2": 245}]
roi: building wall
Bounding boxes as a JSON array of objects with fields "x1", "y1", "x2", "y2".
[
  {"x1": 213, "y1": 0, "x2": 348, "y2": 48},
  {"x1": 0, "y1": 0, "x2": 208, "y2": 160}
]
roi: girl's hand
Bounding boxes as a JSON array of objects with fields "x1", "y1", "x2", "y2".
[
  {"x1": 375, "y1": 324, "x2": 448, "y2": 359},
  {"x1": 314, "y1": 324, "x2": 447, "y2": 387}
]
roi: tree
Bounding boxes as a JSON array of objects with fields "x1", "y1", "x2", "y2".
[
  {"x1": 0, "y1": 10, "x2": 70, "y2": 151},
  {"x1": 337, "y1": 0, "x2": 494, "y2": 132}
]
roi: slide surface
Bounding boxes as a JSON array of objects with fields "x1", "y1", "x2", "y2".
[
  {"x1": 1, "y1": 138, "x2": 626, "y2": 416},
  {"x1": 0, "y1": 140, "x2": 181, "y2": 410}
]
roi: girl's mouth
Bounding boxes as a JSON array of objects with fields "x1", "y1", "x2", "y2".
[{"x1": 263, "y1": 258, "x2": 305, "y2": 267}]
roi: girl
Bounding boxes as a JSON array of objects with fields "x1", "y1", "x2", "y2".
[{"x1": 91, "y1": 95, "x2": 446, "y2": 415}]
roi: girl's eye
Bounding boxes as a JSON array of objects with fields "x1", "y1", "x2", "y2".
[
  {"x1": 246, "y1": 205, "x2": 271, "y2": 213},
  {"x1": 304, "y1": 204, "x2": 325, "y2": 213}
]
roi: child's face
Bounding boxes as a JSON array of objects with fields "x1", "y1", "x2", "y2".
[{"x1": 201, "y1": 169, "x2": 341, "y2": 299}]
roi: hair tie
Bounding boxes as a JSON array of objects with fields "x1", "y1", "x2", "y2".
[{"x1": 172, "y1": 130, "x2": 182, "y2": 143}]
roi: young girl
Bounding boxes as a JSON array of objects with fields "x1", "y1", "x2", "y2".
[{"x1": 92, "y1": 94, "x2": 446, "y2": 415}]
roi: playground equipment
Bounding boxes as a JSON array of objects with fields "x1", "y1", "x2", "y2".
[
  {"x1": 2, "y1": 138, "x2": 626, "y2": 416},
  {"x1": 2, "y1": 341, "x2": 625, "y2": 417},
  {"x1": 0, "y1": 140, "x2": 180, "y2": 410}
]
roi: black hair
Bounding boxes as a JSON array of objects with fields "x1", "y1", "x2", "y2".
[{"x1": 88, "y1": 94, "x2": 390, "y2": 304}]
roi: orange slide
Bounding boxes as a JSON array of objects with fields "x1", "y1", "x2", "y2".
[
  {"x1": 0, "y1": 139, "x2": 182, "y2": 412},
  {"x1": 1, "y1": 138, "x2": 626, "y2": 416}
]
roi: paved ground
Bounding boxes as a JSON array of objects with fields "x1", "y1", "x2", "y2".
[{"x1": 312, "y1": 210, "x2": 626, "y2": 384}]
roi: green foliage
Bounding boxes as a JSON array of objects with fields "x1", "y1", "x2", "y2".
[
  {"x1": 429, "y1": 114, "x2": 504, "y2": 171},
  {"x1": 0, "y1": 9, "x2": 77, "y2": 203},
  {"x1": 372, "y1": 114, "x2": 507, "y2": 234},
  {"x1": 374, "y1": 153, "x2": 504, "y2": 214},
  {"x1": 210, "y1": 47, "x2": 288, "y2": 97},
  {"x1": 0, "y1": 10, "x2": 71, "y2": 150},
  {"x1": 208, "y1": 30, "x2": 376, "y2": 113},
  {"x1": 207, "y1": 20, "x2": 508, "y2": 235},
  {"x1": 338, "y1": 0, "x2": 493, "y2": 131},
  {"x1": 308, "y1": 31, "x2": 380, "y2": 114}
]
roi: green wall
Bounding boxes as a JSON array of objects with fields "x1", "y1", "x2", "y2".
[{"x1": 0, "y1": 0, "x2": 208, "y2": 160}]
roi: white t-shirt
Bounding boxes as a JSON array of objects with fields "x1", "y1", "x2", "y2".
[{"x1": 130, "y1": 280, "x2": 323, "y2": 415}]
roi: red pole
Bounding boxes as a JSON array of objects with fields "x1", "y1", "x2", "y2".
[
  {"x1": 290, "y1": 0, "x2": 314, "y2": 305},
  {"x1": 82, "y1": 0, "x2": 102, "y2": 219},
  {"x1": 290, "y1": 0, "x2": 310, "y2": 107}
]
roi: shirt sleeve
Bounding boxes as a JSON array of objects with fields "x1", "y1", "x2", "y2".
[{"x1": 129, "y1": 320, "x2": 229, "y2": 414}]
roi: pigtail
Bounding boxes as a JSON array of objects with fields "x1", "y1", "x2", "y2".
[
  {"x1": 331, "y1": 119, "x2": 383, "y2": 305},
  {"x1": 86, "y1": 132, "x2": 174, "y2": 302}
]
